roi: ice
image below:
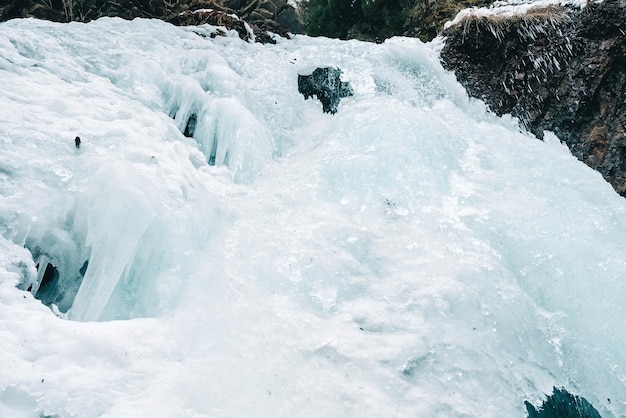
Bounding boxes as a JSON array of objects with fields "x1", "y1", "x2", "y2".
[{"x1": 1, "y1": 17, "x2": 625, "y2": 418}]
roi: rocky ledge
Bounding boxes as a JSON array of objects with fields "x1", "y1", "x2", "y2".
[
  {"x1": 440, "y1": 0, "x2": 626, "y2": 196},
  {"x1": 0, "y1": 0, "x2": 302, "y2": 44}
]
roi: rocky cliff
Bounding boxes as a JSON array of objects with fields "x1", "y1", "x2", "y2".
[{"x1": 440, "y1": 0, "x2": 626, "y2": 196}]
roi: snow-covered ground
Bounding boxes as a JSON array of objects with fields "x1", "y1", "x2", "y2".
[{"x1": 1, "y1": 17, "x2": 625, "y2": 417}]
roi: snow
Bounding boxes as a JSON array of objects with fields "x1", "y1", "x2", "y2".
[{"x1": 0, "y1": 17, "x2": 625, "y2": 418}]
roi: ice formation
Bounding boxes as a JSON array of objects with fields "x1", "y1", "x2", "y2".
[{"x1": 1, "y1": 16, "x2": 625, "y2": 418}]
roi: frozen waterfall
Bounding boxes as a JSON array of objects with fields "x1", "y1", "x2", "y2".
[{"x1": 0, "y1": 17, "x2": 625, "y2": 418}]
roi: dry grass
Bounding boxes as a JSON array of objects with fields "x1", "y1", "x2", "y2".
[{"x1": 448, "y1": 4, "x2": 571, "y2": 41}]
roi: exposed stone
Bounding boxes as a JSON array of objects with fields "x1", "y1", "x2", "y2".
[
  {"x1": 440, "y1": 0, "x2": 626, "y2": 196},
  {"x1": 275, "y1": 6, "x2": 302, "y2": 35},
  {"x1": 525, "y1": 387, "x2": 601, "y2": 418},
  {"x1": 298, "y1": 67, "x2": 354, "y2": 114},
  {"x1": 266, "y1": 0, "x2": 288, "y2": 14},
  {"x1": 252, "y1": 8, "x2": 274, "y2": 20},
  {"x1": 169, "y1": 9, "x2": 253, "y2": 42},
  {"x1": 0, "y1": 0, "x2": 302, "y2": 44}
]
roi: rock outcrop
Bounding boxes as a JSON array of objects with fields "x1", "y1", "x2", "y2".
[
  {"x1": 0, "y1": 0, "x2": 302, "y2": 44},
  {"x1": 440, "y1": 0, "x2": 626, "y2": 196},
  {"x1": 525, "y1": 387, "x2": 601, "y2": 418},
  {"x1": 169, "y1": 0, "x2": 302, "y2": 43},
  {"x1": 298, "y1": 67, "x2": 354, "y2": 114}
]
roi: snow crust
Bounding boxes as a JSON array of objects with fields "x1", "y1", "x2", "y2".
[{"x1": 1, "y1": 17, "x2": 625, "y2": 417}]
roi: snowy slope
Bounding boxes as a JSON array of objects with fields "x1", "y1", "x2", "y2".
[{"x1": 1, "y1": 17, "x2": 625, "y2": 417}]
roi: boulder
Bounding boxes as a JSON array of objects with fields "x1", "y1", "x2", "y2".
[
  {"x1": 440, "y1": 0, "x2": 626, "y2": 196},
  {"x1": 298, "y1": 67, "x2": 354, "y2": 114},
  {"x1": 276, "y1": 5, "x2": 302, "y2": 34},
  {"x1": 525, "y1": 387, "x2": 601, "y2": 418}
]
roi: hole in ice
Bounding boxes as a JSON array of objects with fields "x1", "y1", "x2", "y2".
[
  {"x1": 36, "y1": 262, "x2": 59, "y2": 301},
  {"x1": 201, "y1": 132, "x2": 230, "y2": 167},
  {"x1": 208, "y1": 134, "x2": 218, "y2": 166},
  {"x1": 20, "y1": 243, "x2": 89, "y2": 315},
  {"x1": 183, "y1": 113, "x2": 197, "y2": 138},
  {"x1": 79, "y1": 259, "x2": 89, "y2": 276}
]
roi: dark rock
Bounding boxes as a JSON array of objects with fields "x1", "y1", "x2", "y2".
[
  {"x1": 298, "y1": 67, "x2": 354, "y2": 114},
  {"x1": 265, "y1": 0, "x2": 287, "y2": 14},
  {"x1": 275, "y1": 5, "x2": 302, "y2": 35},
  {"x1": 184, "y1": 113, "x2": 197, "y2": 137},
  {"x1": 525, "y1": 387, "x2": 601, "y2": 418},
  {"x1": 251, "y1": 8, "x2": 274, "y2": 19},
  {"x1": 170, "y1": 9, "x2": 253, "y2": 41},
  {"x1": 0, "y1": 0, "x2": 302, "y2": 43},
  {"x1": 79, "y1": 259, "x2": 89, "y2": 276},
  {"x1": 440, "y1": 1, "x2": 626, "y2": 196}
]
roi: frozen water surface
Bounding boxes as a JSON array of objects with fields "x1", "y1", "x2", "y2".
[{"x1": 1, "y1": 17, "x2": 625, "y2": 417}]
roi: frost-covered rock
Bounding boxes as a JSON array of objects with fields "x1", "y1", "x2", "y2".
[
  {"x1": 440, "y1": 0, "x2": 626, "y2": 196},
  {"x1": 297, "y1": 67, "x2": 354, "y2": 114},
  {"x1": 525, "y1": 387, "x2": 601, "y2": 418}
]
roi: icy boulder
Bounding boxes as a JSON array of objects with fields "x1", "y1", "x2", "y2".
[
  {"x1": 525, "y1": 387, "x2": 601, "y2": 418},
  {"x1": 297, "y1": 67, "x2": 353, "y2": 114}
]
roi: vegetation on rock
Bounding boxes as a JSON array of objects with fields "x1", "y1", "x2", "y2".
[{"x1": 0, "y1": 0, "x2": 302, "y2": 42}]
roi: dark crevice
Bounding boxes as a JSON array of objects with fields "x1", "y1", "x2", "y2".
[
  {"x1": 170, "y1": 105, "x2": 224, "y2": 168},
  {"x1": 208, "y1": 134, "x2": 218, "y2": 166},
  {"x1": 36, "y1": 263, "x2": 59, "y2": 301},
  {"x1": 79, "y1": 259, "x2": 89, "y2": 276},
  {"x1": 21, "y1": 243, "x2": 89, "y2": 315},
  {"x1": 183, "y1": 113, "x2": 197, "y2": 138}
]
